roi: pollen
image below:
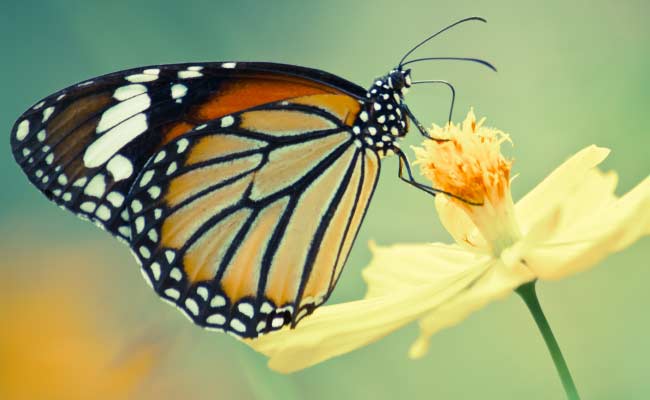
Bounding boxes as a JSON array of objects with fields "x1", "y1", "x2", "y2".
[{"x1": 413, "y1": 108, "x2": 512, "y2": 208}]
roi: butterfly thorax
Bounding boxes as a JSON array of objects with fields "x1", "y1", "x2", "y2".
[{"x1": 352, "y1": 69, "x2": 412, "y2": 156}]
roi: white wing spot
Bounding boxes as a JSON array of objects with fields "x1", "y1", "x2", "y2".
[
  {"x1": 15, "y1": 120, "x2": 29, "y2": 141},
  {"x1": 238, "y1": 303, "x2": 255, "y2": 318},
  {"x1": 45, "y1": 153, "x2": 54, "y2": 165},
  {"x1": 150, "y1": 262, "x2": 161, "y2": 280},
  {"x1": 164, "y1": 288, "x2": 180, "y2": 300},
  {"x1": 22, "y1": 148, "x2": 31, "y2": 157},
  {"x1": 196, "y1": 287, "x2": 209, "y2": 300},
  {"x1": 260, "y1": 302, "x2": 273, "y2": 314},
  {"x1": 220, "y1": 116, "x2": 234, "y2": 127},
  {"x1": 131, "y1": 199, "x2": 143, "y2": 213},
  {"x1": 207, "y1": 314, "x2": 225, "y2": 325},
  {"x1": 56, "y1": 174, "x2": 68, "y2": 186},
  {"x1": 147, "y1": 228, "x2": 158, "y2": 242},
  {"x1": 230, "y1": 318, "x2": 246, "y2": 332},
  {"x1": 97, "y1": 94, "x2": 150, "y2": 133},
  {"x1": 84, "y1": 114, "x2": 148, "y2": 168},
  {"x1": 210, "y1": 295, "x2": 226, "y2": 308},
  {"x1": 73, "y1": 177, "x2": 87, "y2": 187},
  {"x1": 35, "y1": 169, "x2": 43, "y2": 178},
  {"x1": 135, "y1": 216, "x2": 145, "y2": 233},
  {"x1": 256, "y1": 321, "x2": 267, "y2": 332},
  {"x1": 139, "y1": 170, "x2": 154, "y2": 187},
  {"x1": 139, "y1": 246, "x2": 151, "y2": 259},
  {"x1": 106, "y1": 191, "x2": 124, "y2": 207},
  {"x1": 80, "y1": 201, "x2": 97, "y2": 213},
  {"x1": 148, "y1": 186, "x2": 161, "y2": 199},
  {"x1": 37, "y1": 130, "x2": 46, "y2": 142},
  {"x1": 154, "y1": 208, "x2": 162, "y2": 219},
  {"x1": 84, "y1": 174, "x2": 106, "y2": 198},
  {"x1": 113, "y1": 84, "x2": 148, "y2": 101},
  {"x1": 185, "y1": 298, "x2": 199, "y2": 316},
  {"x1": 153, "y1": 150, "x2": 166, "y2": 164},
  {"x1": 221, "y1": 62, "x2": 236, "y2": 69},
  {"x1": 176, "y1": 138, "x2": 189, "y2": 153},
  {"x1": 271, "y1": 317, "x2": 285, "y2": 328},
  {"x1": 360, "y1": 111, "x2": 368, "y2": 122},
  {"x1": 171, "y1": 84, "x2": 188, "y2": 99},
  {"x1": 188, "y1": 66, "x2": 204, "y2": 71},
  {"x1": 178, "y1": 70, "x2": 202, "y2": 79},
  {"x1": 118, "y1": 225, "x2": 131, "y2": 238},
  {"x1": 33, "y1": 101, "x2": 45, "y2": 110},
  {"x1": 96, "y1": 205, "x2": 111, "y2": 221},
  {"x1": 170, "y1": 268, "x2": 182, "y2": 281},
  {"x1": 126, "y1": 74, "x2": 157, "y2": 83},
  {"x1": 165, "y1": 250, "x2": 175, "y2": 263},
  {"x1": 62, "y1": 192, "x2": 72, "y2": 202},
  {"x1": 42, "y1": 107, "x2": 55, "y2": 122},
  {"x1": 166, "y1": 162, "x2": 177, "y2": 175}
]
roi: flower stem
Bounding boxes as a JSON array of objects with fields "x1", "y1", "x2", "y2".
[{"x1": 516, "y1": 281, "x2": 581, "y2": 400}]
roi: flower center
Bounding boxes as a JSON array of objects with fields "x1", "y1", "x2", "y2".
[{"x1": 414, "y1": 109, "x2": 521, "y2": 255}]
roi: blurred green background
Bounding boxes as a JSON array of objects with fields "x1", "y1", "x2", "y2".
[{"x1": 1, "y1": 0, "x2": 648, "y2": 399}]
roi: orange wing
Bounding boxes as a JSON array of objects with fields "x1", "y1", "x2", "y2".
[{"x1": 128, "y1": 95, "x2": 379, "y2": 338}]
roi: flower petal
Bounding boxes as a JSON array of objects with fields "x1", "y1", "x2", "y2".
[
  {"x1": 409, "y1": 256, "x2": 535, "y2": 359},
  {"x1": 363, "y1": 241, "x2": 490, "y2": 298},
  {"x1": 247, "y1": 260, "x2": 491, "y2": 373},
  {"x1": 525, "y1": 175, "x2": 650, "y2": 279},
  {"x1": 434, "y1": 196, "x2": 487, "y2": 251},
  {"x1": 515, "y1": 145, "x2": 610, "y2": 233}
]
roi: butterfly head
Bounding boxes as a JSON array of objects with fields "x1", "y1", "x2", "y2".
[{"x1": 387, "y1": 68, "x2": 412, "y2": 96}]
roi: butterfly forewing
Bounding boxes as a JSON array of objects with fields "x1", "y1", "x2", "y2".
[{"x1": 10, "y1": 62, "x2": 366, "y2": 241}]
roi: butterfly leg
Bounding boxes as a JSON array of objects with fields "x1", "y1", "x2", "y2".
[
  {"x1": 402, "y1": 104, "x2": 452, "y2": 143},
  {"x1": 394, "y1": 147, "x2": 482, "y2": 205}
]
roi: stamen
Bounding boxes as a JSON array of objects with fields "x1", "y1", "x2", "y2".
[{"x1": 413, "y1": 109, "x2": 521, "y2": 255}]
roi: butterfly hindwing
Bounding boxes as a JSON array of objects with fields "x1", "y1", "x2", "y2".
[{"x1": 127, "y1": 98, "x2": 380, "y2": 338}]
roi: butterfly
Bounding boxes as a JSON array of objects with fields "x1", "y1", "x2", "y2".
[{"x1": 9, "y1": 17, "x2": 494, "y2": 338}]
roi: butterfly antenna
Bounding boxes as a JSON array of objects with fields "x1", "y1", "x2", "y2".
[
  {"x1": 398, "y1": 16, "x2": 487, "y2": 67},
  {"x1": 401, "y1": 56, "x2": 497, "y2": 72},
  {"x1": 411, "y1": 80, "x2": 456, "y2": 123}
]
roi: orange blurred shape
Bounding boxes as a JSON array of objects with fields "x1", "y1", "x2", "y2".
[{"x1": 0, "y1": 245, "x2": 161, "y2": 400}]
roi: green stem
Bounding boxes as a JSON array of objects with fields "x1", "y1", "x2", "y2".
[{"x1": 515, "y1": 281, "x2": 581, "y2": 400}]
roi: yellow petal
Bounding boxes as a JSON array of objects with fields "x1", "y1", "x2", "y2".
[
  {"x1": 409, "y1": 256, "x2": 535, "y2": 359},
  {"x1": 525, "y1": 175, "x2": 650, "y2": 279},
  {"x1": 515, "y1": 145, "x2": 610, "y2": 233},
  {"x1": 363, "y1": 241, "x2": 490, "y2": 298},
  {"x1": 248, "y1": 260, "x2": 491, "y2": 373},
  {"x1": 434, "y1": 196, "x2": 487, "y2": 251}
]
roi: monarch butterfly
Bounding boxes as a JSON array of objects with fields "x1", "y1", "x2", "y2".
[{"x1": 10, "y1": 17, "x2": 494, "y2": 338}]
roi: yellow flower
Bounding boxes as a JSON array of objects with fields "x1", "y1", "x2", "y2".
[{"x1": 248, "y1": 110, "x2": 650, "y2": 373}]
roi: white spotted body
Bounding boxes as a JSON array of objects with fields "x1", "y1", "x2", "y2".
[{"x1": 354, "y1": 69, "x2": 412, "y2": 156}]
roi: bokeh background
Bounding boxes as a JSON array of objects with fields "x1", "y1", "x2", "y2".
[{"x1": 1, "y1": 1, "x2": 648, "y2": 399}]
